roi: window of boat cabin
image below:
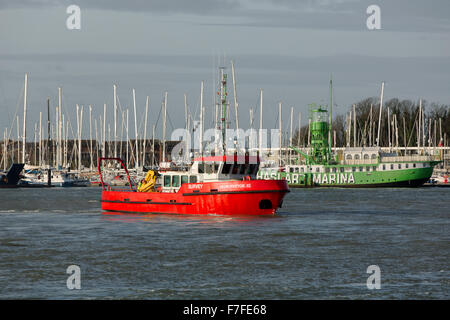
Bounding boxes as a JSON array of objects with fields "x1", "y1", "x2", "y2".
[
  {"x1": 405, "y1": 163, "x2": 409, "y2": 169},
  {"x1": 172, "y1": 175, "x2": 180, "y2": 188},
  {"x1": 232, "y1": 164, "x2": 239, "y2": 174},
  {"x1": 222, "y1": 163, "x2": 232, "y2": 174},
  {"x1": 198, "y1": 163, "x2": 205, "y2": 173},
  {"x1": 205, "y1": 163, "x2": 214, "y2": 174},
  {"x1": 189, "y1": 176, "x2": 197, "y2": 183},
  {"x1": 181, "y1": 175, "x2": 189, "y2": 185},
  {"x1": 164, "y1": 175, "x2": 171, "y2": 187}
]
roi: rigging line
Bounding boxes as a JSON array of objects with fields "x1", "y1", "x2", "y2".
[
  {"x1": 153, "y1": 99, "x2": 163, "y2": 136},
  {"x1": 166, "y1": 109, "x2": 175, "y2": 133},
  {"x1": 59, "y1": 92, "x2": 79, "y2": 142},
  {"x1": 6, "y1": 82, "x2": 24, "y2": 142}
]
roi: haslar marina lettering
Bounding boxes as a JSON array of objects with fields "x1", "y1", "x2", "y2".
[
  {"x1": 258, "y1": 171, "x2": 355, "y2": 185},
  {"x1": 311, "y1": 173, "x2": 355, "y2": 184}
]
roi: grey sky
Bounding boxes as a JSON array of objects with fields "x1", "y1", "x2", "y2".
[{"x1": 0, "y1": 0, "x2": 449, "y2": 140}]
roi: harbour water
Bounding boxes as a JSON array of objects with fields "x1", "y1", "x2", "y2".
[{"x1": 0, "y1": 187, "x2": 448, "y2": 299}]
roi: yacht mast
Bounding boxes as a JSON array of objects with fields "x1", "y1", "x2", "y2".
[
  {"x1": 132, "y1": 89, "x2": 139, "y2": 168},
  {"x1": 22, "y1": 73, "x2": 28, "y2": 164},
  {"x1": 143, "y1": 96, "x2": 149, "y2": 166},
  {"x1": 376, "y1": 81, "x2": 385, "y2": 147},
  {"x1": 199, "y1": 81, "x2": 204, "y2": 156}
]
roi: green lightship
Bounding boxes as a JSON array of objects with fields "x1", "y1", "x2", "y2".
[{"x1": 257, "y1": 104, "x2": 440, "y2": 188}]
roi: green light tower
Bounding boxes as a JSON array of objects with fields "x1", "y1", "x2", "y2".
[{"x1": 309, "y1": 103, "x2": 331, "y2": 165}]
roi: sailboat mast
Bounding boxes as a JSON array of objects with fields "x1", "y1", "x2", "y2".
[
  {"x1": 113, "y1": 84, "x2": 117, "y2": 158},
  {"x1": 219, "y1": 67, "x2": 227, "y2": 154},
  {"x1": 47, "y1": 98, "x2": 51, "y2": 186},
  {"x1": 22, "y1": 73, "x2": 28, "y2": 164},
  {"x1": 259, "y1": 89, "x2": 263, "y2": 155},
  {"x1": 162, "y1": 92, "x2": 167, "y2": 163},
  {"x1": 329, "y1": 76, "x2": 332, "y2": 156},
  {"x1": 132, "y1": 89, "x2": 139, "y2": 168},
  {"x1": 278, "y1": 102, "x2": 282, "y2": 167},
  {"x1": 143, "y1": 96, "x2": 149, "y2": 166},
  {"x1": 376, "y1": 81, "x2": 385, "y2": 147},
  {"x1": 89, "y1": 105, "x2": 93, "y2": 171},
  {"x1": 200, "y1": 81, "x2": 204, "y2": 156}
]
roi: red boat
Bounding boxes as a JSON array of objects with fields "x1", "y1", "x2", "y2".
[{"x1": 99, "y1": 155, "x2": 289, "y2": 216}]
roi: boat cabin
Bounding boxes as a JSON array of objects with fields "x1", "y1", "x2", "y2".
[{"x1": 157, "y1": 155, "x2": 260, "y2": 192}]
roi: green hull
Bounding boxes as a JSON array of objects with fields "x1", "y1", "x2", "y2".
[{"x1": 257, "y1": 162, "x2": 437, "y2": 188}]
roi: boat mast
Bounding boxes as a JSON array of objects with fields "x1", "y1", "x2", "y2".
[
  {"x1": 369, "y1": 104, "x2": 373, "y2": 147},
  {"x1": 132, "y1": 89, "x2": 139, "y2": 168},
  {"x1": 95, "y1": 119, "x2": 99, "y2": 168},
  {"x1": 34, "y1": 123, "x2": 37, "y2": 165},
  {"x1": 143, "y1": 96, "x2": 149, "y2": 166},
  {"x1": 329, "y1": 76, "x2": 332, "y2": 156},
  {"x1": 39, "y1": 112, "x2": 42, "y2": 168},
  {"x1": 259, "y1": 89, "x2": 263, "y2": 155},
  {"x1": 102, "y1": 103, "x2": 106, "y2": 158},
  {"x1": 47, "y1": 98, "x2": 51, "y2": 186},
  {"x1": 289, "y1": 106, "x2": 293, "y2": 165},
  {"x1": 219, "y1": 67, "x2": 228, "y2": 154},
  {"x1": 278, "y1": 102, "x2": 282, "y2": 167},
  {"x1": 77, "y1": 105, "x2": 83, "y2": 172},
  {"x1": 17, "y1": 116, "x2": 20, "y2": 162},
  {"x1": 126, "y1": 109, "x2": 129, "y2": 168},
  {"x1": 89, "y1": 105, "x2": 93, "y2": 171},
  {"x1": 231, "y1": 60, "x2": 239, "y2": 150},
  {"x1": 297, "y1": 111, "x2": 301, "y2": 147},
  {"x1": 57, "y1": 87, "x2": 62, "y2": 167},
  {"x1": 184, "y1": 93, "x2": 189, "y2": 162},
  {"x1": 113, "y1": 84, "x2": 117, "y2": 158},
  {"x1": 376, "y1": 81, "x2": 385, "y2": 147},
  {"x1": 22, "y1": 73, "x2": 28, "y2": 164},
  {"x1": 3, "y1": 129, "x2": 7, "y2": 170},
  {"x1": 387, "y1": 106, "x2": 391, "y2": 151},
  {"x1": 151, "y1": 124, "x2": 155, "y2": 166},
  {"x1": 353, "y1": 104, "x2": 356, "y2": 148},
  {"x1": 200, "y1": 81, "x2": 204, "y2": 157},
  {"x1": 162, "y1": 91, "x2": 167, "y2": 163}
]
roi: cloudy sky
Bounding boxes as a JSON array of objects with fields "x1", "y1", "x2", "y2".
[{"x1": 1, "y1": 0, "x2": 450, "y2": 140}]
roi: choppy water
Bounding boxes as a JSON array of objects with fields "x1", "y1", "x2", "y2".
[{"x1": 0, "y1": 187, "x2": 448, "y2": 299}]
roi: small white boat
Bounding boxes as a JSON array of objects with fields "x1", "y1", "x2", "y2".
[{"x1": 20, "y1": 169, "x2": 90, "y2": 187}]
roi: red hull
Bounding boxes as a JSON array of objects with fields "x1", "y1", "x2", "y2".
[{"x1": 101, "y1": 179, "x2": 289, "y2": 216}]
